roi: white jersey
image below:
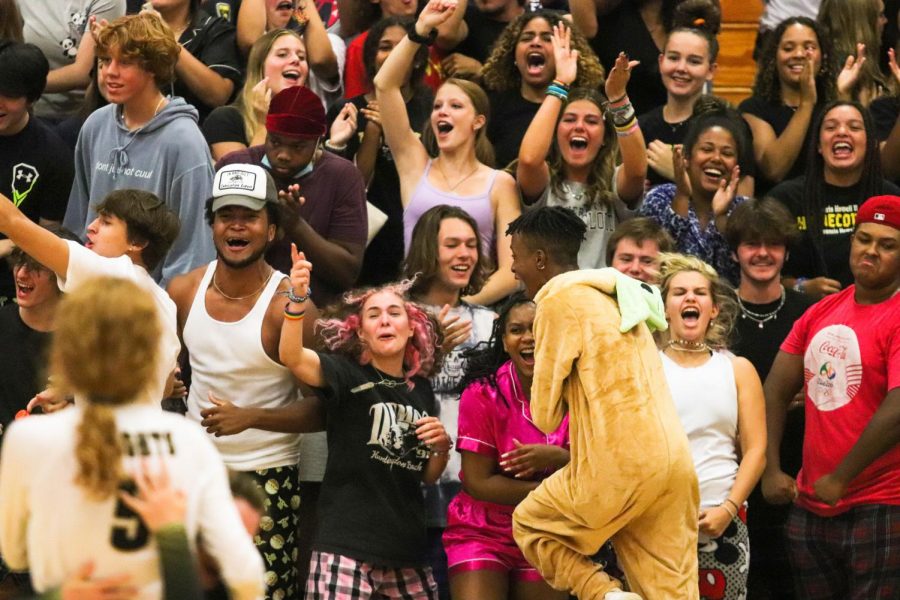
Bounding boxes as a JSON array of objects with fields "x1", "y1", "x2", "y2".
[
  {"x1": 58, "y1": 241, "x2": 180, "y2": 407},
  {"x1": 0, "y1": 404, "x2": 265, "y2": 599}
]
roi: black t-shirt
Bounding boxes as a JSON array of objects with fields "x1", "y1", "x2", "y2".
[
  {"x1": 769, "y1": 176, "x2": 900, "y2": 286},
  {"x1": 732, "y1": 288, "x2": 812, "y2": 383},
  {"x1": 314, "y1": 353, "x2": 435, "y2": 567},
  {"x1": 638, "y1": 106, "x2": 693, "y2": 188},
  {"x1": 487, "y1": 90, "x2": 541, "y2": 169},
  {"x1": 453, "y1": 4, "x2": 512, "y2": 64},
  {"x1": 0, "y1": 118, "x2": 73, "y2": 301},
  {"x1": 202, "y1": 104, "x2": 248, "y2": 146},
  {"x1": 738, "y1": 95, "x2": 821, "y2": 194},
  {"x1": 0, "y1": 305, "x2": 51, "y2": 443},
  {"x1": 733, "y1": 289, "x2": 812, "y2": 548},
  {"x1": 327, "y1": 89, "x2": 434, "y2": 286},
  {"x1": 590, "y1": 2, "x2": 665, "y2": 116},
  {"x1": 171, "y1": 14, "x2": 243, "y2": 125}
]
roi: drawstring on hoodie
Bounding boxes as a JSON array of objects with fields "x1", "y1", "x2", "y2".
[{"x1": 108, "y1": 97, "x2": 169, "y2": 179}]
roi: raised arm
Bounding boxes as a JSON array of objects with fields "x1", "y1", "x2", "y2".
[
  {"x1": 743, "y1": 49, "x2": 816, "y2": 182},
  {"x1": 236, "y1": 0, "x2": 267, "y2": 55},
  {"x1": 374, "y1": 0, "x2": 458, "y2": 190},
  {"x1": 880, "y1": 49, "x2": 900, "y2": 180},
  {"x1": 435, "y1": 0, "x2": 468, "y2": 50},
  {"x1": 567, "y1": 0, "x2": 598, "y2": 39},
  {"x1": 517, "y1": 22, "x2": 577, "y2": 202},
  {"x1": 278, "y1": 244, "x2": 325, "y2": 387},
  {"x1": 464, "y1": 173, "x2": 521, "y2": 306},
  {"x1": 606, "y1": 52, "x2": 646, "y2": 206},
  {"x1": 761, "y1": 350, "x2": 805, "y2": 504},
  {"x1": 0, "y1": 193, "x2": 70, "y2": 277},
  {"x1": 296, "y1": 0, "x2": 340, "y2": 83}
]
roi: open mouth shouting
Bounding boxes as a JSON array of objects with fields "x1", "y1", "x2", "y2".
[
  {"x1": 15, "y1": 279, "x2": 34, "y2": 301},
  {"x1": 436, "y1": 121, "x2": 454, "y2": 136},
  {"x1": 525, "y1": 52, "x2": 546, "y2": 77},
  {"x1": 519, "y1": 347, "x2": 535, "y2": 366},
  {"x1": 831, "y1": 141, "x2": 854, "y2": 159},
  {"x1": 282, "y1": 68, "x2": 303, "y2": 83},
  {"x1": 680, "y1": 306, "x2": 701, "y2": 326},
  {"x1": 275, "y1": 0, "x2": 293, "y2": 12},
  {"x1": 225, "y1": 237, "x2": 251, "y2": 251},
  {"x1": 569, "y1": 135, "x2": 589, "y2": 151}
]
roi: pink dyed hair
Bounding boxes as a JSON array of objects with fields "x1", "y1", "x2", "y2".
[{"x1": 316, "y1": 280, "x2": 444, "y2": 384}]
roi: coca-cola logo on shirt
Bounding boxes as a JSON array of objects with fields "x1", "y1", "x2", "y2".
[{"x1": 803, "y1": 325, "x2": 862, "y2": 411}]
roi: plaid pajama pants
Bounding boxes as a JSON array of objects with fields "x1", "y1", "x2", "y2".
[
  {"x1": 786, "y1": 503, "x2": 900, "y2": 600},
  {"x1": 306, "y1": 551, "x2": 438, "y2": 600}
]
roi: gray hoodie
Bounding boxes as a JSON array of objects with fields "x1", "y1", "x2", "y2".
[{"x1": 64, "y1": 97, "x2": 215, "y2": 285}]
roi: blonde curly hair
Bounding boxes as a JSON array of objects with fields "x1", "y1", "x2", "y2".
[
  {"x1": 481, "y1": 11, "x2": 605, "y2": 92},
  {"x1": 657, "y1": 252, "x2": 737, "y2": 350},
  {"x1": 95, "y1": 12, "x2": 180, "y2": 87},
  {"x1": 51, "y1": 277, "x2": 161, "y2": 500}
]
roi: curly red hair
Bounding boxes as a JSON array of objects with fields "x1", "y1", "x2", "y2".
[{"x1": 317, "y1": 280, "x2": 444, "y2": 385}]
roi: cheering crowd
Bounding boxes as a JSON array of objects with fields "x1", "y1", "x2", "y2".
[{"x1": 1, "y1": 0, "x2": 900, "y2": 599}]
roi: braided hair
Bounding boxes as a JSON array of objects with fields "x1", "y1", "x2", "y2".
[
  {"x1": 456, "y1": 292, "x2": 534, "y2": 406},
  {"x1": 506, "y1": 206, "x2": 587, "y2": 267}
]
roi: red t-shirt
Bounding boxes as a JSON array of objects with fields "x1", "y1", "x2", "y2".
[
  {"x1": 781, "y1": 285, "x2": 900, "y2": 516},
  {"x1": 343, "y1": 31, "x2": 446, "y2": 98}
]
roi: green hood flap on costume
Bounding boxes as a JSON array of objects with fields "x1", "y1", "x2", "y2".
[{"x1": 534, "y1": 268, "x2": 668, "y2": 334}]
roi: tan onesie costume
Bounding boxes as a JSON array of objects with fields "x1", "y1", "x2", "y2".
[{"x1": 512, "y1": 269, "x2": 700, "y2": 600}]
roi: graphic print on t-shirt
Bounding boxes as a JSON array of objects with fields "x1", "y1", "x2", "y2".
[
  {"x1": 796, "y1": 204, "x2": 859, "y2": 236},
  {"x1": 368, "y1": 401, "x2": 430, "y2": 471},
  {"x1": 803, "y1": 324, "x2": 863, "y2": 411},
  {"x1": 11, "y1": 163, "x2": 39, "y2": 207}
]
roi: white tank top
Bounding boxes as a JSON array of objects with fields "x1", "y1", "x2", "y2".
[
  {"x1": 661, "y1": 350, "x2": 739, "y2": 507},
  {"x1": 184, "y1": 262, "x2": 300, "y2": 471}
]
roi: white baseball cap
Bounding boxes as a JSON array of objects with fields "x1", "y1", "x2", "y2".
[{"x1": 211, "y1": 164, "x2": 278, "y2": 212}]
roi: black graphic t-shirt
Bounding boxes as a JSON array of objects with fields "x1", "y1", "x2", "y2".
[
  {"x1": 770, "y1": 176, "x2": 900, "y2": 286},
  {"x1": 314, "y1": 353, "x2": 436, "y2": 566},
  {"x1": 0, "y1": 118, "x2": 73, "y2": 301}
]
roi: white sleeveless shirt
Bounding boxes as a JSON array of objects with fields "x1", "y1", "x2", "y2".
[
  {"x1": 661, "y1": 350, "x2": 739, "y2": 507},
  {"x1": 185, "y1": 262, "x2": 300, "y2": 471}
]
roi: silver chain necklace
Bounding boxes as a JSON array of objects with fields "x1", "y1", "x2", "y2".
[{"x1": 737, "y1": 286, "x2": 786, "y2": 329}]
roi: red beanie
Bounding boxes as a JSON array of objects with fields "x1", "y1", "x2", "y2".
[
  {"x1": 856, "y1": 195, "x2": 900, "y2": 231},
  {"x1": 265, "y1": 86, "x2": 326, "y2": 139}
]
